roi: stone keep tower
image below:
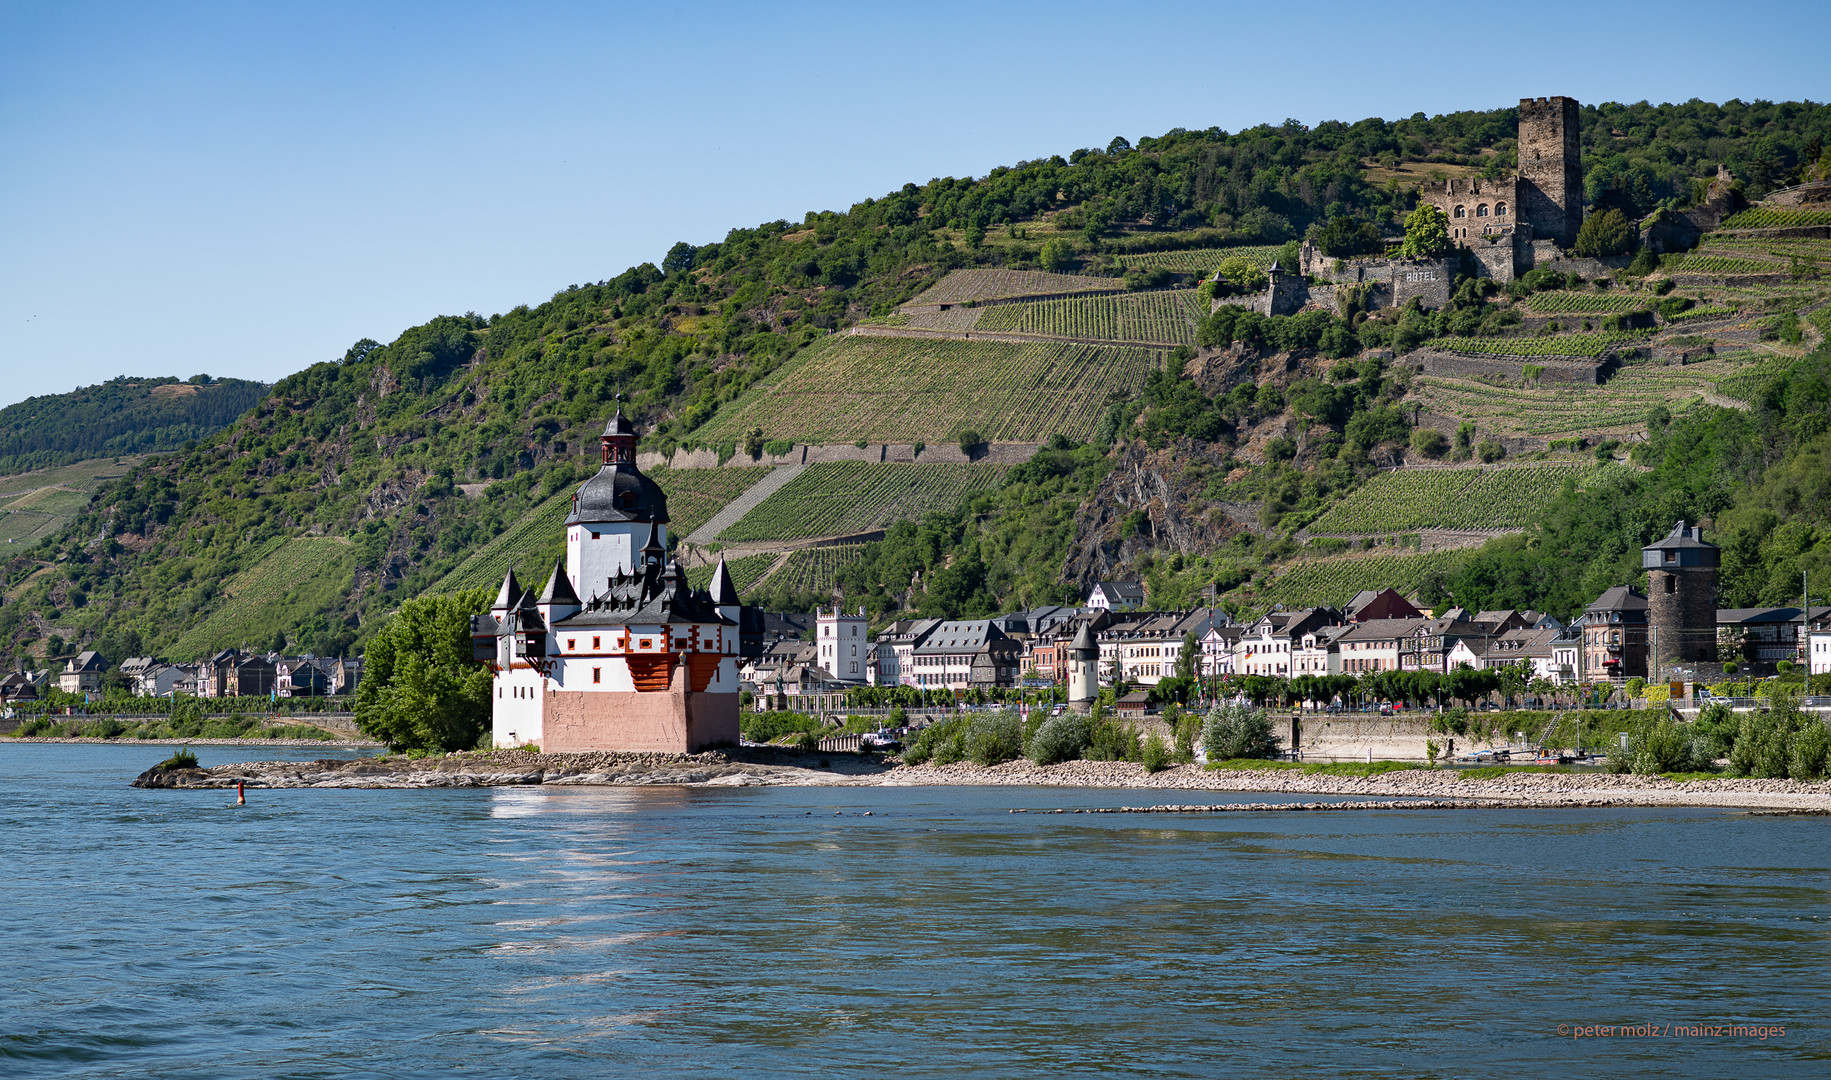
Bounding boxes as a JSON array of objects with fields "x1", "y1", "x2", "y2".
[
  {"x1": 1067, "y1": 622, "x2": 1100, "y2": 706},
  {"x1": 1642, "y1": 521, "x2": 1719, "y2": 675},
  {"x1": 1517, "y1": 96, "x2": 1583, "y2": 249}
]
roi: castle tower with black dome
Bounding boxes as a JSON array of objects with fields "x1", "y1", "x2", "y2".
[
  {"x1": 470, "y1": 396, "x2": 745, "y2": 753},
  {"x1": 564, "y1": 396, "x2": 671, "y2": 601}
]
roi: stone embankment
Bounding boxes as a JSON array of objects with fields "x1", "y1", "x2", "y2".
[
  {"x1": 129, "y1": 749, "x2": 1831, "y2": 810},
  {"x1": 132, "y1": 747, "x2": 880, "y2": 789}
]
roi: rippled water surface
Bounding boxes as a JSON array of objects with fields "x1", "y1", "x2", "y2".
[{"x1": 2, "y1": 743, "x2": 1827, "y2": 1078}]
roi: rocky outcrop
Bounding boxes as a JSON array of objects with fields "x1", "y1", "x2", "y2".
[
  {"x1": 1059, "y1": 439, "x2": 1239, "y2": 587},
  {"x1": 130, "y1": 747, "x2": 891, "y2": 789}
]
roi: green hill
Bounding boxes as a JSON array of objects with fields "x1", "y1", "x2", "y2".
[
  {"x1": 0, "y1": 376, "x2": 265, "y2": 474},
  {"x1": 6, "y1": 96, "x2": 1831, "y2": 662}
]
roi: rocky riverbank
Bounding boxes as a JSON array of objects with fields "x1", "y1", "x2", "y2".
[
  {"x1": 128, "y1": 749, "x2": 1831, "y2": 809},
  {"x1": 13, "y1": 737, "x2": 383, "y2": 747}
]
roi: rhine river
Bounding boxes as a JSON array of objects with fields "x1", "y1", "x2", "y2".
[{"x1": 2, "y1": 744, "x2": 1826, "y2": 1078}]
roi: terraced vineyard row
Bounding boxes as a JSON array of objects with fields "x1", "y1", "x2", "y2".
[
  {"x1": 1426, "y1": 330, "x2": 1649, "y2": 358},
  {"x1": 685, "y1": 553, "x2": 778, "y2": 594},
  {"x1": 1721, "y1": 208, "x2": 1831, "y2": 229},
  {"x1": 1112, "y1": 245, "x2": 1284, "y2": 273},
  {"x1": 1697, "y1": 235, "x2": 1831, "y2": 257},
  {"x1": 1307, "y1": 464, "x2": 1617, "y2": 534},
  {"x1": 651, "y1": 466, "x2": 774, "y2": 537},
  {"x1": 1520, "y1": 291, "x2": 1650, "y2": 314},
  {"x1": 1412, "y1": 362, "x2": 1724, "y2": 436},
  {"x1": 1713, "y1": 354, "x2": 1803, "y2": 403},
  {"x1": 1664, "y1": 304, "x2": 1739, "y2": 322},
  {"x1": 907, "y1": 269, "x2": 1119, "y2": 307},
  {"x1": 692, "y1": 335, "x2": 1163, "y2": 444},
  {"x1": 1238, "y1": 550, "x2": 1475, "y2": 616},
  {"x1": 1660, "y1": 253, "x2": 1786, "y2": 275},
  {"x1": 720, "y1": 462, "x2": 1010, "y2": 542},
  {"x1": 426, "y1": 492, "x2": 573, "y2": 595},
  {"x1": 171, "y1": 537, "x2": 359, "y2": 658},
  {"x1": 973, "y1": 290, "x2": 1201, "y2": 343},
  {"x1": 0, "y1": 510, "x2": 60, "y2": 544},
  {"x1": 771, "y1": 544, "x2": 868, "y2": 595}
]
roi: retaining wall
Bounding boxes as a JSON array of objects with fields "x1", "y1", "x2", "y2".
[
  {"x1": 1412, "y1": 349, "x2": 1600, "y2": 386},
  {"x1": 639, "y1": 442, "x2": 1040, "y2": 471}
]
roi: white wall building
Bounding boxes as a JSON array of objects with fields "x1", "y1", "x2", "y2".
[{"x1": 817, "y1": 607, "x2": 870, "y2": 684}]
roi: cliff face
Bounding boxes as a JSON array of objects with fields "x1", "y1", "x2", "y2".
[{"x1": 1059, "y1": 439, "x2": 1240, "y2": 587}]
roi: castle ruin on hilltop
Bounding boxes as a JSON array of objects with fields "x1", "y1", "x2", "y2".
[{"x1": 1223, "y1": 96, "x2": 1623, "y2": 319}]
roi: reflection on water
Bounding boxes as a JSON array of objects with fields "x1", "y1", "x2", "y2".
[{"x1": 0, "y1": 745, "x2": 1826, "y2": 1078}]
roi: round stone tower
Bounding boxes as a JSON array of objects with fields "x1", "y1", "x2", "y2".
[
  {"x1": 1642, "y1": 521, "x2": 1719, "y2": 677},
  {"x1": 1067, "y1": 622, "x2": 1100, "y2": 706}
]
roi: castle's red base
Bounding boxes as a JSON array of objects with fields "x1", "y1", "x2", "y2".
[{"x1": 540, "y1": 689, "x2": 738, "y2": 753}]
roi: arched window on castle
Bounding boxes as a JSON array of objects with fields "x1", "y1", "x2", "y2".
[
  {"x1": 1453, "y1": 205, "x2": 1466, "y2": 219},
  {"x1": 1495, "y1": 202, "x2": 1507, "y2": 216},
  {"x1": 1476, "y1": 204, "x2": 1490, "y2": 217}
]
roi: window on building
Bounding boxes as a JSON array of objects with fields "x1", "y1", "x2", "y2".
[
  {"x1": 593, "y1": 667, "x2": 601, "y2": 683},
  {"x1": 1496, "y1": 202, "x2": 1507, "y2": 216},
  {"x1": 567, "y1": 639, "x2": 575, "y2": 651},
  {"x1": 1665, "y1": 577, "x2": 1676, "y2": 594},
  {"x1": 1454, "y1": 205, "x2": 1465, "y2": 218},
  {"x1": 1477, "y1": 204, "x2": 1490, "y2": 217},
  {"x1": 592, "y1": 636, "x2": 600, "y2": 649}
]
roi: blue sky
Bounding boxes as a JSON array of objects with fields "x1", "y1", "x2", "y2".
[{"x1": 2, "y1": 0, "x2": 1826, "y2": 408}]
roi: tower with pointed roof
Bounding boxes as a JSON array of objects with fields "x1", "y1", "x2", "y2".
[
  {"x1": 1067, "y1": 621, "x2": 1099, "y2": 705},
  {"x1": 469, "y1": 401, "x2": 749, "y2": 753}
]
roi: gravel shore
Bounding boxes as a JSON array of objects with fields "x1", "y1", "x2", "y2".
[
  {"x1": 125, "y1": 749, "x2": 1831, "y2": 809},
  {"x1": 9, "y1": 737, "x2": 384, "y2": 748}
]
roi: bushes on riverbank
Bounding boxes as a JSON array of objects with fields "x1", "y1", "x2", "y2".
[
  {"x1": 1609, "y1": 692, "x2": 1830, "y2": 780},
  {"x1": 11, "y1": 714, "x2": 338, "y2": 740},
  {"x1": 901, "y1": 703, "x2": 1274, "y2": 769}
]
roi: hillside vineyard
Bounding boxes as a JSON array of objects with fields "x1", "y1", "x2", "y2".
[{"x1": 4, "y1": 93, "x2": 1831, "y2": 674}]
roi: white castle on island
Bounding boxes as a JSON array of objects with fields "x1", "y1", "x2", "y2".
[{"x1": 469, "y1": 399, "x2": 745, "y2": 752}]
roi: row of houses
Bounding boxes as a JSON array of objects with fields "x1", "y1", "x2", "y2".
[
  {"x1": 734, "y1": 579, "x2": 1831, "y2": 700},
  {"x1": 0, "y1": 649, "x2": 361, "y2": 703}
]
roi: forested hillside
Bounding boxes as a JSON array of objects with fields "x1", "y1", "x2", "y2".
[
  {"x1": 5, "y1": 97, "x2": 1830, "y2": 663},
  {"x1": 0, "y1": 376, "x2": 267, "y2": 473}
]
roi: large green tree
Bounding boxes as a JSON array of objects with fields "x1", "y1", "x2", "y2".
[
  {"x1": 1400, "y1": 203, "x2": 1451, "y2": 259},
  {"x1": 356, "y1": 587, "x2": 493, "y2": 751},
  {"x1": 1574, "y1": 207, "x2": 1637, "y2": 257}
]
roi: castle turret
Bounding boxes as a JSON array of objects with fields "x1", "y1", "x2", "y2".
[
  {"x1": 707, "y1": 557, "x2": 741, "y2": 626},
  {"x1": 1067, "y1": 622, "x2": 1100, "y2": 705},
  {"x1": 565, "y1": 395, "x2": 670, "y2": 600},
  {"x1": 1643, "y1": 521, "x2": 1719, "y2": 678}
]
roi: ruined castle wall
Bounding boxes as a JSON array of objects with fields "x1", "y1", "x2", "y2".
[
  {"x1": 1419, "y1": 175, "x2": 1521, "y2": 246},
  {"x1": 1390, "y1": 261, "x2": 1454, "y2": 309}
]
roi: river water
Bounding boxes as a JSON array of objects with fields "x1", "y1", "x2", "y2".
[{"x1": 1, "y1": 743, "x2": 1825, "y2": 1078}]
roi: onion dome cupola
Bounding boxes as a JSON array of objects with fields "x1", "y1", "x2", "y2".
[{"x1": 566, "y1": 394, "x2": 670, "y2": 527}]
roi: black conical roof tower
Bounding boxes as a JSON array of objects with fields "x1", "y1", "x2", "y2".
[
  {"x1": 538, "y1": 559, "x2": 580, "y2": 607},
  {"x1": 708, "y1": 557, "x2": 740, "y2": 606}
]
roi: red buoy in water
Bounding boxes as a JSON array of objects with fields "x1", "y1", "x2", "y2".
[{"x1": 237, "y1": 781, "x2": 245, "y2": 807}]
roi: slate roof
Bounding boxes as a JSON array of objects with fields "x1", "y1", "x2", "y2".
[
  {"x1": 915, "y1": 620, "x2": 1007, "y2": 654},
  {"x1": 554, "y1": 561, "x2": 735, "y2": 628},
  {"x1": 1587, "y1": 585, "x2": 1649, "y2": 614}
]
